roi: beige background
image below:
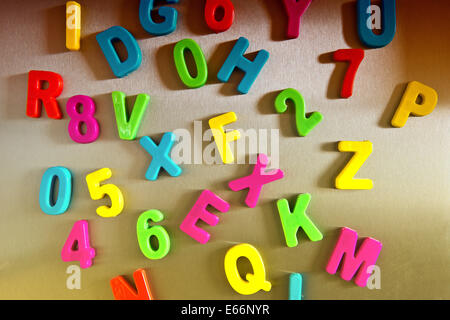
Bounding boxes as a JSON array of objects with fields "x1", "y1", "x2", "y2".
[{"x1": 0, "y1": 0, "x2": 449, "y2": 299}]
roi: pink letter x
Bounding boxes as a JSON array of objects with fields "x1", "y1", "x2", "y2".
[{"x1": 228, "y1": 154, "x2": 284, "y2": 208}]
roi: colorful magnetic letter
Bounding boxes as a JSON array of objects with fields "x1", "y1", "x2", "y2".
[
  {"x1": 96, "y1": 26, "x2": 142, "y2": 78},
  {"x1": 140, "y1": 133, "x2": 182, "y2": 181},
  {"x1": 66, "y1": 1, "x2": 81, "y2": 50},
  {"x1": 275, "y1": 88, "x2": 323, "y2": 136},
  {"x1": 357, "y1": 0, "x2": 396, "y2": 48},
  {"x1": 61, "y1": 220, "x2": 96, "y2": 269},
  {"x1": 86, "y1": 168, "x2": 124, "y2": 218},
  {"x1": 326, "y1": 227, "x2": 382, "y2": 287},
  {"x1": 204, "y1": 0, "x2": 235, "y2": 33},
  {"x1": 111, "y1": 91, "x2": 150, "y2": 140},
  {"x1": 208, "y1": 112, "x2": 241, "y2": 164},
  {"x1": 217, "y1": 37, "x2": 269, "y2": 94},
  {"x1": 180, "y1": 190, "x2": 230, "y2": 244},
  {"x1": 224, "y1": 243, "x2": 272, "y2": 295},
  {"x1": 282, "y1": 0, "x2": 312, "y2": 39},
  {"x1": 39, "y1": 167, "x2": 72, "y2": 215},
  {"x1": 391, "y1": 81, "x2": 438, "y2": 128},
  {"x1": 139, "y1": 0, "x2": 179, "y2": 36},
  {"x1": 229, "y1": 154, "x2": 284, "y2": 208},
  {"x1": 66, "y1": 95, "x2": 99, "y2": 144},
  {"x1": 335, "y1": 141, "x2": 373, "y2": 190},
  {"x1": 173, "y1": 39, "x2": 208, "y2": 88},
  {"x1": 110, "y1": 269, "x2": 154, "y2": 300},
  {"x1": 289, "y1": 273, "x2": 303, "y2": 300},
  {"x1": 277, "y1": 193, "x2": 323, "y2": 247},
  {"x1": 137, "y1": 210, "x2": 171, "y2": 260},
  {"x1": 333, "y1": 49, "x2": 364, "y2": 98},
  {"x1": 26, "y1": 70, "x2": 63, "y2": 119}
]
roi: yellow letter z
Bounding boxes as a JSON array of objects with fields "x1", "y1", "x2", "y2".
[{"x1": 335, "y1": 141, "x2": 373, "y2": 190}]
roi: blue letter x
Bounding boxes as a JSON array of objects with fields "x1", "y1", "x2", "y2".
[{"x1": 140, "y1": 132, "x2": 182, "y2": 181}]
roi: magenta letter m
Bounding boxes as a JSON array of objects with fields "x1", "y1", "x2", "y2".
[{"x1": 326, "y1": 227, "x2": 382, "y2": 287}]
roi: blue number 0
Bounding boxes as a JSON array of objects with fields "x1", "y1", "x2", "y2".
[{"x1": 39, "y1": 167, "x2": 72, "y2": 215}]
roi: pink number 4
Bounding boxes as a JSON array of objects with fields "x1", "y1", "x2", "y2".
[{"x1": 61, "y1": 220, "x2": 96, "y2": 268}]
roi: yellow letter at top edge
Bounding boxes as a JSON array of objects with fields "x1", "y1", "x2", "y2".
[
  {"x1": 224, "y1": 243, "x2": 272, "y2": 295},
  {"x1": 66, "y1": 1, "x2": 81, "y2": 51},
  {"x1": 335, "y1": 141, "x2": 373, "y2": 190},
  {"x1": 208, "y1": 112, "x2": 241, "y2": 164}
]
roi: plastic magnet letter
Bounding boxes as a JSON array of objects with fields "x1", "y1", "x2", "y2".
[
  {"x1": 357, "y1": 0, "x2": 396, "y2": 48},
  {"x1": 326, "y1": 227, "x2": 382, "y2": 287},
  {"x1": 204, "y1": 0, "x2": 235, "y2": 33},
  {"x1": 66, "y1": 1, "x2": 81, "y2": 50},
  {"x1": 86, "y1": 168, "x2": 124, "y2": 218},
  {"x1": 229, "y1": 154, "x2": 284, "y2": 208},
  {"x1": 333, "y1": 49, "x2": 364, "y2": 98},
  {"x1": 139, "y1": 0, "x2": 179, "y2": 36},
  {"x1": 335, "y1": 141, "x2": 373, "y2": 190},
  {"x1": 111, "y1": 91, "x2": 150, "y2": 140},
  {"x1": 224, "y1": 243, "x2": 272, "y2": 295},
  {"x1": 275, "y1": 88, "x2": 323, "y2": 136},
  {"x1": 137, "y1": 210, "x2": 171, "y2": 260},
  {"x1": 282, "y1": 0, "x2": 312, "y2": 39},
  {"x1": 26, "y1": 70, "x2": 63, "y2": 119},
  {"x1": 208, "y1": 112, "x2": 241, "y2": 164},
  {"x1": 110, "y1": 269, "x2": 154, "y2": 300},
  {"x1": 173, "y1": 39, "x2": 208, "y2": 88},
  {"x1": 391, "y1": 81, "x2": 438, "y2": 128},
  {"x1": 66, "y1": 95, "x2": 100, "y2": 144},
  {"x1": 96, "y1": 26, "x2": 142, "y2": 78},
  {"x1": 289, "y1": 273, "x2": 302, "y2": 300},
  {"x1": 39, "y1": 167, "x2": 72, "y2": 215},
  {"x1": 61, "y1": 220, "x2": 96, "y2": 269},
  {"x1": 179, "y1": 190, "x2": 230, "y2": 244},
  {"x1": 140, "y1": 133, "x2": 182, "y2": 181},
  {"x1": 277, "y1": 193, "x2": 323, "y2": 248},
  {"x1": 217, "y1": 37, "x2": 269, "y2": 94}
]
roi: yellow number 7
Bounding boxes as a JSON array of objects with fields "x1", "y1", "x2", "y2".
[
  {"x1": 335, "y1": 141, "x2": 373, "y2": 190},
  {"x1": 86, "y1": 168, "x2": 124, "y2": 217}
]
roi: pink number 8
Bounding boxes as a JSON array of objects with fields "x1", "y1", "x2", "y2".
[{"x1": 66, "y1": 95, "x2": 100, "y2": 143}]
